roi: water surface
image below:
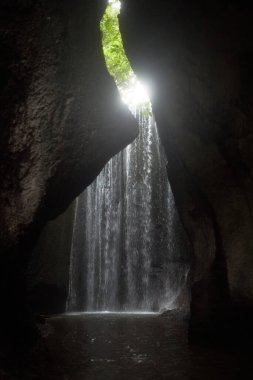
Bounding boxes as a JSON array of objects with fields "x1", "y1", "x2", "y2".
[{"x1": 44, "y1": 312, "x2": 250, "y2": 380}]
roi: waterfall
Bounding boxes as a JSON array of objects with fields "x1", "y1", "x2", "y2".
[{"x1": 67, "y1": 107, "x2": 189, "y2": 312}]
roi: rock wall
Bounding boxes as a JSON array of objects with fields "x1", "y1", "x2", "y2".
[
  {"x1": 27, "y1": 202, "x2": 76, "y2": 315},
  {"x1": 120, "y1": 0, "x2": 253, "y2": 341},
  {"x1": 0, "y1": 0, "x2": 137, "y2": 253},
  {"x1": 0, "y1": 0, "x2": 137, "y2": 345}
]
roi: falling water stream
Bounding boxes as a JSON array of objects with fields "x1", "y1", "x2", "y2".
[
  {"x1": 67, "y1": 106, "x2": 189, "y2": 312},
  {"x1": 66, "y1": 0, "x2": 189, "y2": 313}
]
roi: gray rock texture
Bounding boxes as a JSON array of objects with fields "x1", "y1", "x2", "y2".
[{"x1": 0, "y1": 0, "x2": 137, "y2": 253}]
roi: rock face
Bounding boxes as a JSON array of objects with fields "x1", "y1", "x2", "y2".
[
  {"x1": 27, "y1": 203, "x2": 76, "y2": 315},
  {"x1": 0, "y1": 0, "x2": 137, "y2": 342},
  {"x1": 120, "y1": 0, "x2": 253, "y2": 340},
  {"x1": 0, "y1": 0, "x2": 137, "y2": 253}
]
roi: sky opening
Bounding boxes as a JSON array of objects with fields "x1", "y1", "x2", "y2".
[{"x1": 100, "y1": 0, "x2": 151, "y2": 110}]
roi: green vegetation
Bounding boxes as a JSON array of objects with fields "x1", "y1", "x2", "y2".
[
  {"x1": 100, "y1": 1, "x2": 133, "y2": 91},
  {"x1": 100, "y1": 1, "x2": 151, "y2": 112}
]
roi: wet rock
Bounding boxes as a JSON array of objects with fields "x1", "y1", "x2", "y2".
[
  {"x1": 29, "y1": 283, "x2": 67, "y2": 315},
  {"x1": 120, "y1": 0, "x2": 253, "y2": 340}
]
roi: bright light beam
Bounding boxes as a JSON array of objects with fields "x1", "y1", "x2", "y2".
[
  {"x1": 109, "y1": 0, "x2": 121, "y2": 12},
  {"x1": 121, "y1": 76, "x2": 151, "y2": 107}
]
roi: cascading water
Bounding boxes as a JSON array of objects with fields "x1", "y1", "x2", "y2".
[
  {"x1": 67, "y1": 106, "x2": 189, "y2": 312},
  {"x1": 66, "y1": 0, "x2": 189, "y2": 313}
]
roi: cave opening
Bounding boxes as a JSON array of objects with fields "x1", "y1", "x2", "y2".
[
  {"x1": 26, "y1": 0, "x2": 191, "y2": 318},
  {"x1": 65, "y1": 0, "x2": 190, "y2": 314},
  {"x1": 1, "y1": 0, "x2": 252, "y2": 377}
]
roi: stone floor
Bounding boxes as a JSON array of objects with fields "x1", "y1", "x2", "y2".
[{"x1": 2, "y1": 312, "x2": 252, "y2": 379}]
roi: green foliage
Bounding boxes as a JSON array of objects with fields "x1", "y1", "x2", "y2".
[
  {"x1": 100, "y1": 3, "x2": 133, "y2": 90},
  {"x1": 100, "y1": 1, "x2": 151, "y2": 112}
]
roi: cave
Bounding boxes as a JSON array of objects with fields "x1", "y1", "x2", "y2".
[{"x1": 0, "y1": 0, "x2": 253, "y2": 379}]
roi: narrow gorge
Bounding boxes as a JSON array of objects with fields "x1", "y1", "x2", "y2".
[{"x1": 0, "y1": 0, "x2": 252, "y2": 379}]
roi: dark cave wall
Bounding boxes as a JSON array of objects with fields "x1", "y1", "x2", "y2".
[
  {"x1": 0, "y1": 0, "x2": 137, "y2": 253},
  {"x1": 0, "y1": 0, "x2": 137, "y2": 340},
  {"x1": 27, "y1": 202, "x2": 76, "y2": 315},
  {"x1": 120, "y1": 0, "x2": 253, "y2": 338}
]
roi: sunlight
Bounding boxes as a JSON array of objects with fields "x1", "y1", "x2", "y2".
[
  {"x1": 121, "y1": 76, "x2": 151, "y2": 107},
  {"x1": 109, "y1": 0, "x2": 121, "y2": 12}
]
